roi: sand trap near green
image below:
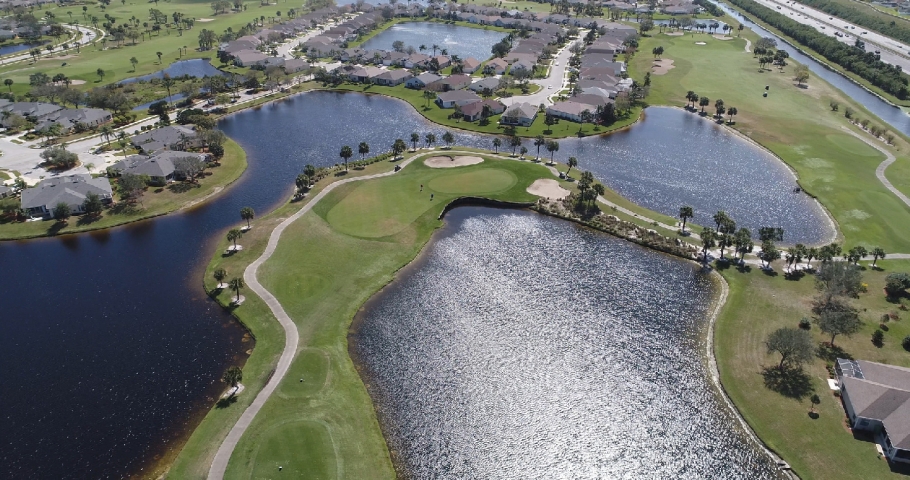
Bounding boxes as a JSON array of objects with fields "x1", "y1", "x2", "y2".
[
  {"x1": 424, "y1": 155, "x2": 484, "y2": 168},
  {"x1": 526, "y1": 178, "x2": 570, "y2": 199}
]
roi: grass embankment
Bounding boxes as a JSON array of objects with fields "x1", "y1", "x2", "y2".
[
  {"x1": 0, "y1": 0, "x2": 279, "y2": 93},
  {"x1": 633, "y1": 25, "x2": 910, "y2": 479},
  {"x1": 631, "y1": 29, "x2": 910, "y2": 252},
  {"x1": 326, "y1": 82, "x2": 642, "y2": 138},
  {"x1": 170, "y1": 152, "x2": 569, "y2": 478},
  {"x1": 0, "y1": 139, "x2": 246, "y2": 240}
]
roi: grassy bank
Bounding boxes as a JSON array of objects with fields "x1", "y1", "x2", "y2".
[
  {"x1": 0, "y1": 139, "x2": 246, "y2": 240},
  {"x1": 631, "y1": 29, "x2": 910, "y2": 252},
  {"x1": 170, "y1": 151, "x2": 571, "y2": 478}
]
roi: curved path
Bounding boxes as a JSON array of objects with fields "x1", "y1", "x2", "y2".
[
  {"x1": 841, "y1": 127, "x2": 910, "y2": 209},
  {"x1": 208, "y1": 154, "x2": 423, "y2": 479}
]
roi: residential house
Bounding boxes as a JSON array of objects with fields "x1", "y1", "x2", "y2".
[
  {"x1": 500, "y1": 102, "x2": 538, "y2": 126},
  {"x1": 546, "y1": 100, "x2": 596, "y2": 122},
  {"x1": 461, "y1": 99, "x2": 506, "y2": 121},
  {"x1": 232, "y1": 50, "x2": 270, "y2": 67},
  {"x1": 131, "y1": 125, "x2": 199, "y2": 154},
  {"x1": 110, "y1": 151, "x2": 208, "y2": 185},
  {"x1": 468, "y1": 77, "x2": 502, "y2": 93},
  {"x1": 373, "y1": 69, "x2": 413, "y2": 86},
  {"x1": 283, "y1": 59, "x2": 311, "y2": 73},
  {"x1": 33, "y1": 108, "x2": 112, "y2": 134},
  {"x1": 484, "y1": 58, "x2": 508, "y2": 75},
  {"x1": 382, "y1": 51, "x2": 409, "y2": 66},
  {"x1": 347, "y1": 65, "x2": 384, "y2": 83},
  {"x1": 428, "y1": 73, "x2": 473, "y2": 92},
  {"x1": 432, "y1": 55, "x2": 452, "y2": 69},
  {"x1": 509, "y1": 59, "x2": 535, "y2": 75},
  {"x1": 0, "y1": 185, "x2": 12, "y2": 199},
  {"x1": 20, "y1": 174, "x2": 114, "y2": 218},
  {"x1": 462, "y1": 57, "x2": 481, "y2": 73},
  {"x1": 436, "y1": 90, "x2": 482, "y2": 108},
  {"x1": 405, "y1": 53, "x2": 430, "y2": 69},
  {"x1": 406, "y1": 72, "x2": 442, "y2": 89},
  {"x1": 836, "y1": 358, "x2": 910, "y2": 463}
]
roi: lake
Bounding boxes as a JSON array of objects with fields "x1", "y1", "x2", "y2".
[
  {"x1": 1, "y1": 89, "x2": 829, "y2": 477},
  {"x1": 352, "y1": 207, "x2": 785, "y2": 479},
  {"x1": 120, "y1": 59, "x2": 225, "y2": 85},
  {"x1": 360, "y1": 22, "x2": 506, "y2": 61}
]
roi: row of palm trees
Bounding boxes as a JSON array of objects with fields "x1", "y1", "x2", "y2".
[
  {"x1": 337, "y1": 132, "x2": 461, "y2": 170},
  {"x1": 684, "y1": 91, "x2": 739, "y2": 123}
]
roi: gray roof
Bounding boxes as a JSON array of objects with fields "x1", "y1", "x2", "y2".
[
  {"x1": 34, "y1": 108, "x2": 111, "y2": 131},
  {"x1": 21, "y1": 174, "x2": 113, "y2": 210},
  {"x1": 840, "y1": 359, "x2": 910, "y2": 450},
  {"x1": 469, "y1": 77, "x2": 501, "y2": 91},
  {"x1": 1, "y1": 101, "x2": 63, "y2": 118},
  {"x1": 436, "y1": 90, "x2": 481, "y2": 102},
  {"x1": 112, "y1": 151, "x2": 207, "y2": 178},
  {"x1": 504, "y1": 102, "x2": 538, "y2": 119},
  {"x1": 131, "y1": 125, "x2": 197, "y2": 150}
]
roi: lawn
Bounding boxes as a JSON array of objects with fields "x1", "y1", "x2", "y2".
[
  {"x1": 0, "y1": 139, "x2": 246, "y2": 240},
  {"x1": 631, "y1": 30, "x2": 910, "y2": 252},
  {"x1": 716, "y1": 259, "x2": 910, "y2": 479},
  {"x1": 170, "y1": 151, "x2": 568, "y2": 479}
]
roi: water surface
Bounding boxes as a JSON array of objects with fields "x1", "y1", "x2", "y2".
[
  {"x1": 360, "y1": 22, "x2": 504, "y2": 61},
  {"x1": 120, "y1": 59, "x2": 225, "y2": 85},
  {"x1": 353, "y1": 207, "x2": 784, "y2": 479}
]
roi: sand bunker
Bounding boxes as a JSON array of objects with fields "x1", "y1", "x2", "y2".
[
  {"x1": 527, "y1": 179, "x2": 570, "y2": 200},
  {"x1": 68, "y1": 79, "x2": 86, "y2": 85},
  {"x1": 424, "y1": 155, "x2": 484, "y2": 168},
  {"x1": 712, "y1": 35, "x2": 733, "y2": 40},
  {"x1": 652, "y1": 59, "x2": 675, "y2": 75},
  {"x1": 198, "y1": 18, "x2": 215, "y2": 22},
  {"x1": 695, "y1": 41, "x2": 707, "y2": 45},
  {"x1": 665, "y1": 31, "x2": 684, "y2": 36}
]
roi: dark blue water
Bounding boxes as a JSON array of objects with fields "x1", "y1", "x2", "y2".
[
  {"x1": 133, "y1": 93, "x2": 188, "y2": 111},
  {"x1": 359, "y1": 22, "x2": 505, "y2": 61},
  {"x1": 120, "y1": 59, "x2": 225, "y2": 85},
  {"x1": 713, "y1": 0, "x2": 910, "y2": 134},
  {"x1": 353, "y1": 207, "x2": 784, "y2": 479},
  {"x1": 0, "y1": 42, "x2": 40, "y2": 56}
]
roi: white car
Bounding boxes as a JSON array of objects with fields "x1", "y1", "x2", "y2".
[{"x1": 547, "y1": 85, "x2": 552, "y2": 89}]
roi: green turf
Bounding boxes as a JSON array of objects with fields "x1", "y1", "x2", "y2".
[
  {"x1": 632, "y1": 30, "x2": 910, "y2": 251},
  {"x1": 248, "y1": 420, "x2": 337, "y2": 479}
]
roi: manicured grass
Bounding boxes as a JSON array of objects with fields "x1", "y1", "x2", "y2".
[
  {"x1": 0, "y1": 139, "x2": 247, "y2": 240},
  {"x1": 171, "y1": 151, "x2": 570, "y2": 479},
  {"x1": 632, "y1": 30, "x2": 910, "y2": 252},
  {"x1": 326, "y1": 82, "x2": 641, "y2": 138},
  {"x1": 716, "y1": 259, "x2": 910, "y2": 479}
]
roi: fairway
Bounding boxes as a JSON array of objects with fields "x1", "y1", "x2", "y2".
[
  {"x1": 249, "y1": 420, "x2": 337, "y2": 480},
  {"x1": 278, "y1": 349, "x2": 329, "y2": 399}
]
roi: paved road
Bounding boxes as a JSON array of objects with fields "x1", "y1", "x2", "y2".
[
  {"x1": 752, "y1": 0, "x2": 910, "y2": 71},
  {"x1": 841, "y1": 126, "x2": 910, "y2": 208},
  {"x1": 503, "y1": 39, "x2": 578, "y2": 108}
]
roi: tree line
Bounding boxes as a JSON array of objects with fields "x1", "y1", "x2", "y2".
[{"x1": 727, "y1": 0, "x2": 909, "y2": 99}]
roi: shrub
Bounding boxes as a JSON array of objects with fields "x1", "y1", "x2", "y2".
[
  {"x1": 903, "y1": 335, "x2": 910, "y2": 351},
  {"x1": 882, "y1": 313, "x2": 891, "y2": 323},
  {"x1": 799, "y1": 317, "x2": 812, "y2": 330},
  {"x1": 873, "y1": 329, "x2": 884, "y2": 346},
  {"x1": 885, "y1": 273, "x2": 910, "y2": 297}
]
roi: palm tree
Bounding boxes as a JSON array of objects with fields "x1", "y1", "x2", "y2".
[
  {"x1": 358, "y1": 142, "x2": 370, "y2": 161},
  {"x1": 96, "y1": 68, "x2": 105, "y2": 81},
  {"x1": 492, "y1": 137, "x2": 502, "y2": 153},
  {"x1": 240, "y1": 206, "x2": 254, "y2": 229},
  {"x1": 442, "y1": 131, "x2": 454, "y2": 148},
  {"x1": 425, "y1": 133, "x2": 436, "y2": 148},
  {"x1": 156, "y1": 51, "x2": 163, "y2": 63},
  {"x1": 339, "y1": 145, "x2": 353, "y2": 171},
  {"x1": 545, "y1": 140, "x2": 559, "y2": 164},
  {"x1": 222, "y1": 366, "x2": 243, "y2": 391},
  {"x1": 509, "y1": 136, "x2": 522, "y2": 156},
  {"x1": 229, "y1": 277, "x2": 245, "y2": 303},
  {"x1": 392, "y1": 139, "x2": 407, "y2": 158},
  {"x1": 534, "y1": 135, "x2": 546, "y2": 158},
  {"x1": 227, "y1": 228, "x2": 243, "y2": 251},
  {"x1": 431, "y1": 44, "x2": 439, "y2": 56},
  {"x1": 699, "y1": 97, "x2": 709, "y2": 114},
  {"x1": 871, "y1": 247, "x2": 886, "y2": 267},
  {"x1": 422, "y1": 90, "x2": 435, "y2": 108},
  {"x1": 208, "y1": 264, "x2": 228, "y2": 289},
  {"x1": 3, "y1": 78, "x2": 12, "y2": 92},
  {"x1": 700, "y1": 227, "x2": 717, "y2": 264},
  {"x1": 685, "y1": 90, "x2": 695, "y2": 107},
  {"x1": 410, "y1": 132, "x2": 420, "y2": 151},
  {"x1": 679, "y1": 205, "x2": 694, "y2": 233},
  {"x1": 130, "y1": 56, "x2": 138, "y2": 72},
  {"x1": 162, "y1": 74, "x2": 175, "y2": 105},
  {"x1": 100, "y1": 125, "x2": 112, "y2": 146},
  {"x1": 566, "y1": 157, "x2": 578, "y2": 176}
]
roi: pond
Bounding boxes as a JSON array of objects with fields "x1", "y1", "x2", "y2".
[
  {"x1": 0, "y1": 41, "x2": 44, "y2": 57},
  {"x1": 119, "y1": 59, "x2": 226, "y2": 85},
  {"x1": 352, "y1": 207, "x2": 785, "y2": 479},
  {"x1": 132, "y1": 93, "x2": 188, "y2": 111},
  {"x1": 359, "y1": 22, "x2": 506, "y2": 61},
  {"x1": 1, "y1": 89, "x2": 829, "y2": 478}
]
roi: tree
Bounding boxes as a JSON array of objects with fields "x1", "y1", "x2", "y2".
[
  {"x1": 156, "y1": 51, "x2": 163, "y2": 64},
  {"x1": 130, "y1": 56, "x2": 138, "y2": 72},
  {"x1": 545, "y1": 140, "x2": 559, "y2": 163},
  {"x1": 240, "y1": 206, "x2": 254, "y2": 229},
  {"x1": 814, "y1": 296, "x2": 861, "y2": 346},
  {"x1": 732, "y1": 228, "x2": 753, "y2": 261},
  {"x1": 222, "y1": 365, "x2": 243, "y2": 391},
  {"x1": 53, "y1": 202, "x2": 71, "y2": 222},
  {"x1": 358, "y1": 141, "x2": 370, "y2": 161},
  {"x1": 700, "y1": 227, "x2": 717, "y2": 264},
  {"x1": 810, "y1": 394, "x2": 821, "y2": 414},
  {"x1": 227, "y1": 228, "x2": 243, "y2": 250},
  {"x1": 794, "y1": 64, "x2": 809, "y2": 86},
  {"x1": 4, "y1": 78, "x2": 13, "y2": 92},
  {"x1": 567, "y1": 157, "x2": 578, "y2": 177},
  {"x1": 442, "y1": 131, "x2": 454, "y2": 148},
  {"x1": 96, "y1": 68, "x2": 105, "y2": 81},
  {"x1": 174, "y1": 156, "x2": 205, "y2": 182},
  {"x1": 846, "y1": 245, "x2": 868, "y2": 265},
  {"x1": 678, "y1": 205, "x2": 693, "y2": 233},
  {"x1": 120, "y1": 174, "x2": 149, "y2": 205},
  {"x1": 714, "y1": 99, "x2": 724, "y2": 119},
  {"x1": 534, "y1": 135, "x2": 546, "y2": 158},
  {"x1": 871, "y1": 247, "x2": 886, "y2": 267},
  {"x1": 229, "y1": 277, "x2": 245, "y2": 303},
  {"x1": 698, "y1": 96, "x2": 709, "y2": 114},
  {"x1": 816, "y1": 262, "x2": 863, "y2": 299},
  {"x1": 509, "y1": 136, "x2": 522, "y2": 156},
  {"x1": 410, "y1": 132, "x2": 420, "y2": 151},
  {"x1": 759, "y1": 240, "x2": 781, "y2": 268},
  {"x1": 492, "y1": 137, "x2": 502, "y2": 153},
  {"x1": 162, "y1": 74, "x2": 175, "y2": 105},
  {"x1": 214, "y1": 268, "x2": 227, "y2": 288},
  {"x1": 82, "y1": 192, "x2": 103, "y2": 217},
  {"x1": 391, "y1": 138, "x2": 407, "y2": 158},
  {"x1": 885, "y1": 273, "x2": 910, "y2": 297},
  {"x1": 766, "y1": 327, "x2": 814, "y2": 371},
  {"x1": 425, "y1": 133, "x2": 436, "y2": 149},
  {"x1": 422, "y1": 90, "x2": 435, "y2": 108},
  {"x1": 339, "y1": 145, "x2": 353, "y2": 171},
  {"x1": 40, "y1": 146, "x2": 79, "y2": 169}
]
